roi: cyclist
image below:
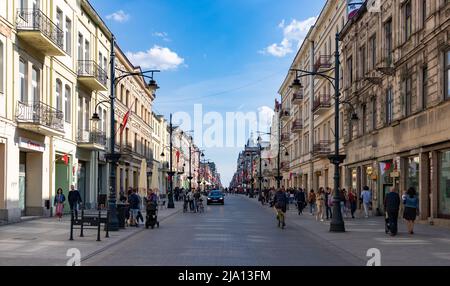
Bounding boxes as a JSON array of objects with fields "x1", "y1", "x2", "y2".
[{"x1": 273, "y1": 188, "x2": 288, "y2": 229}]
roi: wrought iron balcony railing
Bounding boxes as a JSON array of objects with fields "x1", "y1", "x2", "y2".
[
  {"x1": 77, "y1": 60, "x2": 108, "y2": 87},
  {"x1": 291, "y1": 120, "x2": 303, "y2": 132},
  {"x1": 77, "y1": 129, "x2": 106, "y2": 146},
  {"x1": 313, "y1": 140, "x2": 331, "y2": 156},
  {"x1": 16, "y1": 9, "x2": 64, "y2": 50},
  {"x1": 313, "y1": 95, "x2": 331, "y2": 113},
  {"x1": 314, "y1": 55, "x2": 333, "y2": 72},
  {"x1": 16, "y1": 101, "x2": 64, "y2": 132},
  {"x1": 291, "y1": 93, "x2": 303, "y2": 104}
]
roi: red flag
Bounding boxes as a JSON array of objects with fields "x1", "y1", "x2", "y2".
[
  {"x1": 119, "y1": 99, "x2": 136, "y2": 135},
  {"x1": 62, "y1": 154, "x2": 69, "y2": 165},
  {"x1": 176, "y1": 151, "x2": 180, "y2": 163}
]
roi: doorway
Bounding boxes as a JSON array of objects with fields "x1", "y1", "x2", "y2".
[{"x1": 19, "y1": 152, "x2": 26, "y2": 216}]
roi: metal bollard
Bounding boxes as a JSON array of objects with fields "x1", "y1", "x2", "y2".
[
  {"x1": 97, "y1": 211, "x2": 101, "y2": 242},
  {"x1": 80, "y1": 209, "x2": 84, "y2": 237},
  {"x1": 70, "y1": 210, "x2": 74, "y2": 241},
  {"x1": 105, "y1": 211, "x2": 110, "y2": 238}
]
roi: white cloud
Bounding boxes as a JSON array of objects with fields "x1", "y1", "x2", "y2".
[
  {"x1": 126, "y1": 46, "x2": 185, "y2": 71},
  {"x1": 106, "y1": 10, "x2": 130, "y2": 23},
  {"x1": 260, "y1": 17, "x2": 316, "y2": 57},
  {"x1": 153, "y1": 32, "x2": 171, "y2": 42}
]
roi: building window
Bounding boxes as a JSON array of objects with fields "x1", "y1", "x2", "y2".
[
  {"x1": 19, "y1": 59, "x2": 27, "y2": 102},
  {"x1": 31, "y1": 67, "x2": 39, "y2": 103},
  {"x1": 64, "y1": 85, "x2": 71, "y2": 123},
  {"x1": 56, "y1": 79, "x2": 62, "y2": 112},
  {"x1": 84, "y1": 40, "x2": 90, "y2": 61},
  {"x1": 446, "y1": 51, "x2": 450, "y2": 99},
  {"x1": 360, "y1": 45, "x2": 366, "y2": 78},
  {"x1": 78, "y1": 33, "x2": 83, "y2": 61},
  {"x1": 385, "y1": 19, "x2": 392, "y2": 65},
  {"x1": 371, "y1": 97, "x2": 377, "y2": 130},
  {"x1": 404, "y1": 1, "x2": 412, "y2": 42},
  {"x1": 386, "y1": 88, "x2": 393, "y2": 125},
  {"x1": 65, "y1": 17, "x2": 71, "y2": 55},
  {"x1": 404, "y1": 75, "x2": 412, "y2": 117},
  {"x1": 347, "y1": 57, "x2": 353, "y2": 87},
  {"x1": 422, "y1": 66, "x2": 428, "y2": 109},
  {"x1": 0, "y1": 40, "x2": 3, "y2": 93},
  {"x1": 370, "y1": 35, "x2": 376, "y2": 70},
  {"x1": 362, "y1": 104, "x2": 367, "y2": 134},
  {"x1": 99, "y1": 52, "x2": 103, "y2": 69},
  {"x1": 422, "y1": 0, "x2": 427, "y2": 27},
  {"x1": 439, "y1": 150, "x2": 450, "y2": 218}
]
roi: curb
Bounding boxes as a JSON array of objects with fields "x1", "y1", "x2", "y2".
[{"x1": 81, "y1": 208, "x2": 182, "y2": 263}]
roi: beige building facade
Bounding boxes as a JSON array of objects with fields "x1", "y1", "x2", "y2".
[
  {"x1": 0, "y1": 0, "x2": 113, "y2": 222},
  {"x1": 340, "y1": 0, "x2": 450, "y2": 223}
]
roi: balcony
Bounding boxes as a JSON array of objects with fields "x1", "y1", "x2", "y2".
[
  {"x1": 314, "y1": 55, "x2": 332, "y2": 72},
  {"x1": 291, "y1": 120, "x2": 303, "y2": 133},
  {"x1": 280, "y1": 133, "x2": 290, "y2": 143},
  {"x1": 376, "y1": 54, "x2": 395, "y2": 76},
  {"x1": 313, "y1": 95, "x2": 331, "y2": 115},
  {"x1": 16, "y1": 101, "x2": 64, "y2": 136},
  {"x1": 281, "y1": 161, "x2": 290, "y2": 172},
  {"x1": 16, "y1": 9, "x2": 65, "y2": 56},
  {"x1": 77, "y1": 129, "x2": 106, "y2": 151},
  {"x1": 291, "y1": 93, "x2": 303, "y2": 105},
  {"x1": 313, "y1": 140, "x2": 331, "y2": 158},
  {"x1": 77, "y1": 61, "x2": 108, "y2": 91},
  {"x1": 280, "y1": 108, "x2": 291, "y2": 119}
]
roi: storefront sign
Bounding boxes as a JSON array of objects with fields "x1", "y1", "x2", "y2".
[
  {"x1": 18, "y1": 137, "x2": 45, "y2": 152},
  {"x1": 390, "y1": 171, "x2": 400, "y2": 178}
]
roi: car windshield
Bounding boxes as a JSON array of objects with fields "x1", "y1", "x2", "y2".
[{"x1": 210, "y1": 192, "x2": 222, "y2": 196}]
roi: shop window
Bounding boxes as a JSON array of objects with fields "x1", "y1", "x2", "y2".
[{"x1": 439, "y1": 151, "x2": 450, "y2": 218}]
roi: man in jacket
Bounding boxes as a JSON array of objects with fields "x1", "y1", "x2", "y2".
[
  {"x1": 68, "y1": 185, "x2": 82, "y2": 219},
  {"x1": 295, "y1": 188, "x2": 306, "y2": 215},
  {"x1": 384, "y1": 187, "x2": 400, "y2": 236}
]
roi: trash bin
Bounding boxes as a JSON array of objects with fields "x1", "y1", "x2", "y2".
[{"x1": 116, "y1": 203, "x2": 126, "y2": 228}]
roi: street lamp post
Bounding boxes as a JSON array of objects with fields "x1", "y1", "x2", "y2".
[
  {"x1": 167, "y1": 114, "x2": 176, "y2": 209},
  {"x1": 257, "y1": 136, "x2": 263, "y2": 196},
  {"x1": 289, "y1": 33, "x2": 358, "y2": 233},
  {"x1": 97, "y1": 36, "x2": 160, "y2": 231}
]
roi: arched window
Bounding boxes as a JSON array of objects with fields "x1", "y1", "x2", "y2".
[
  {"x1": 64, "y1": 84, "x2": 71, "y2": 123},
  {"x1": 56, "y1": 79, "x2": 62, "y2": 111}
]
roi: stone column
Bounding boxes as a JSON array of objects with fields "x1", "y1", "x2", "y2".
[
  {"x1": 419, "y1": 152, "x2": 430, "y2": 220},
  {"x1": 430, "y1": 151, "x2": 439, "y2": 219}
]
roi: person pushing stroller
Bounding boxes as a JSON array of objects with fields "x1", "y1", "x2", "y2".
[{"x1": 144, "y1": 189, "x2": 159, "y2": 229}]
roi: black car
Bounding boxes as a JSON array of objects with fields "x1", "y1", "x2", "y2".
[{"x1": 207, "y1": 191, "x2": 224, "y2": 205}]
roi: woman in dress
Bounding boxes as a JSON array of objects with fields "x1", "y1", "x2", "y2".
[
  {"x1": 403, "y1": 187, "x2": 419, "y2": 235},
  {"x1": 316, "y1": 188, "x2": 325, "y2": 222},
  {"x1": 54, "y1": 188, "x2": 66, "y2": 221}
]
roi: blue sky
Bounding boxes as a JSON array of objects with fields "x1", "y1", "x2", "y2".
[{"x1": 90, "y1": 0, "x2": 326, "y2": 187}]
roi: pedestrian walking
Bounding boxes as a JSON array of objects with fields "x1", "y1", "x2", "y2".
[
  {"x1": 316, "y1": 188, "x2": 325, "y2": 222},
  {"x1": 384, "y1": 187, "x2": 400, "y2": 236},
  {"x1": 295, "y1": 188, "x2": 306, "y2": 215},
  {"x1": 54, "y1": 188, "x2": 66, "y2": 221},
  {"x1": 68, "y1": 185, "x2": 82, "y2": 219},
  {"x1": 273, "y1": 188, "x2": 288, "y2": 229},
  {"x1": 348, "y1": 187, "x2": 357, "y2": 219},
  {"x1": 308, "y1": 190, "x2": 316, "y2": 215},
  {"x1": 361, "y1": 186, "x2": 372, "y2": 218},
  {"x1": 340, "y1": 188, "x2": 347, "y2": 218},
  {"x1": 325, "y1": 187, "x2": 333, "y2": 220},
  {"x1": 403, "y1": 187, "x2": 420, "y2": 235}
]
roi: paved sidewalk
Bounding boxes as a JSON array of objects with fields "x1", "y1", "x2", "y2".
[
  {"x1": 0, "y1": 205, "x2": 181, "y2": 266},
  {"x1": 244, "y1": 195, "x2": 450, "y2": 266}
]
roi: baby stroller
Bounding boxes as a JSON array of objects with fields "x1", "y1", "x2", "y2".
[{"x1": 145, "y1": 201, "x2": 160, "y2": 229}]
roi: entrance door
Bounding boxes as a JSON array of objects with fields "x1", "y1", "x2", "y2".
[{"x1": 19, "y1": 152, "x2": 26, "y2": 216}]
